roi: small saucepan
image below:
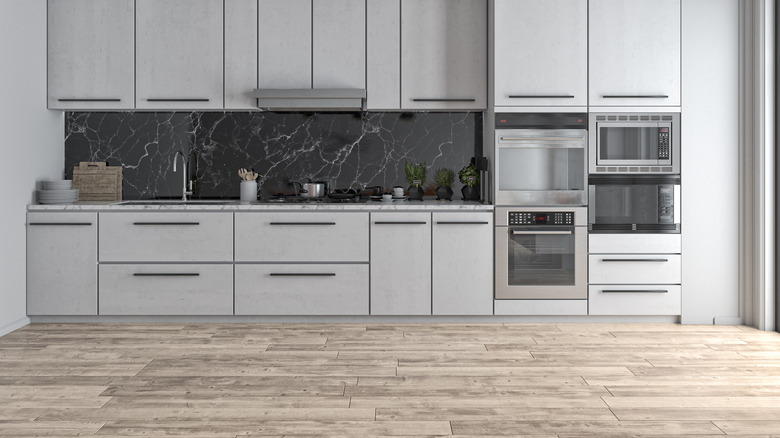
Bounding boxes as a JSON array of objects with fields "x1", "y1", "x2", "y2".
[{"x1": 292, "y1": 180, "x2": 328, "y2": 198}]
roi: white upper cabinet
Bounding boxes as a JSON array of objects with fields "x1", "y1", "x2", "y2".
[
  {"x1": 258, "y1": 0, "x2": 366, "y2": 90},
  {"x1": 366, "y1": 0, "x2": 400, "y2": 109},
  {"x1": 401, "y1": 0, "x2": 487, "y2": 110},
  {"x1": 493, "y1": 0, "x2": 587, "y2": 107},
  {"x1": 47, "y1": 0, "x2": 134, "y2": 110},
  {"x1": 135, "y1": 0, "x2": 224, "y2": 110},
  {"x1": 312, "y1": 0, "x2": 366, "y2": 89},
  {"x1": 225, "y1": 0, "x2": 258, "y2": 109},
  {"x1": 589, "y1": 0, "x2": 681, "y2": 107}
]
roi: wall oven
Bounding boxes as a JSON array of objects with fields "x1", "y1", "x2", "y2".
[
  {"x1": 589, "y1": 175, "x2": 681, "y2": 233},
  {"x1": 495, "y1": 207, "x2": 587, "y2": 299},
  {"x1": 495, "y1": 113, "x2": 587, "y2": 206},
  {"x1": 589, "y1": 113, "x2": 680, "y2": 174}
]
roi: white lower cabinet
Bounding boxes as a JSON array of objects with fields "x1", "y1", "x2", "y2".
[
  {"x1": 99, "y1": 212, "x2": 233, "y2": 262},
  {"x1": 370, "y1": 212, "x2": 432, "y2": 315},
  {"x1": 99, "y1": 264, "x2": 233, "y2": 315},
  {"x1": 235, "y1": 212, "x2": 368, "y2": 262},
  {"x1": 235, "y1": 264, "x2": 369, "y2": 315},
  {"x1": 27, "y1": 212, "x2": 98, "y2": 315},
  {"x1": 589, "y1": 285, "x2": 682, "y2": 316},
  {"x1": 432, "y1": 212, "x2": 493, "y2": 315},
  {"x1": 589, "y1": 234, "x2": 682, "y2": 316}
]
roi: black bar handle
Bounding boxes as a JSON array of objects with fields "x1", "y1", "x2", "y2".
[
  {"x1": 601, "y1": 289, "x2": 669, "y2": 293},
  {"x1": 374, "y1": 221, "x2": 428, "y2": 225},
  {"x1": 601, "y1": 95, "x2": 669, "y2": 99},
  {"x1": 269, "y1": 273, "x2": 336, "y2": 277},
  {"x1": 29, "y1": 222, "x2": 93, "y2": 226},
  {"x1": 412, "y1": 98, "x2": 476, "y2": 102},
  {"x1": 133, "y1": 273, "x2": 200, "y2": 277},
  {"x1": 601, "y1": 258, "x2": 669, "y2": 262},
  {"x1": 133, "y1": 222, "x2": 200, "y2": 226},
  {"x1": 269, "y1": 222, "x2": 337, "y2": 226},
  {"x1": 508, "y1": 95, "x2": 575, "y2": 99},
  {"x1": 57, "y1": 98, "x2": 121, "y2": 102},
  {"x1": 435, "y1": 221, "x2": 490, "y2": 225},
  {"x1": 146, "y1": 98, "x2": 210, "y2": 102}
]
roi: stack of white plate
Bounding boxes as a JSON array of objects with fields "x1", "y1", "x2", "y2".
[{"x1": 37, "y1": 180, "x2": 78, "y2": 204}]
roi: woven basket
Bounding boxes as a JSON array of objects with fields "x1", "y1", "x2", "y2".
[{"x1": 72, "y1": 162, "x2": 123, "y2": 201}]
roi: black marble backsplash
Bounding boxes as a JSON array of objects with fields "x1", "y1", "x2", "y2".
[{"x1": 64, "y1": 112, "x2": 481, "y2": 199}]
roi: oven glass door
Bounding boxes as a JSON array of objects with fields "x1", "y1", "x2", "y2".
[
  {"x1": 507, "y1": 226, "x2": 575, "y2": 286},
  {"x1": 597, "y1": 123, "x2": 665, "y2": 165}
]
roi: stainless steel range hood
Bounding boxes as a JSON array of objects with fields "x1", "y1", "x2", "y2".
[{"x1": 253, "y1": 88, "x2": 366, "y2": 111}]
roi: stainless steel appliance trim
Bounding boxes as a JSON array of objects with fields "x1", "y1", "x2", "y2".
[
  {"x1": 600, "y1": 258, "x2": 669, "y2": 262},
  {"x1": 494, "y1": 224, "x2": 587, "y2": 300},
  {"x1": 495, "y1": 207, "x2": 588, "y2": 227},
  {"x1": 512, "y1": 230, "x2": 572, "y2": 235}
]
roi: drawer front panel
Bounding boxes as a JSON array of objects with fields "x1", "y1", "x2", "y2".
[
  {"x1": 99, "y1": 264, "x2": 233, "y2": 315},
  {"x1": 589, "y1": 254, "x2": 681, "y2": 284},
  {"x1": 235, "y1": 212, "x2": 369, "y2": 262},
  {"x1": 589, "y1": 234, "x2": 682, "y2": 254},
  {"x1": 99, "y1": 212, "x2": 233, "y2": 262},
  {"x1": 589, "y1": 285, "x2": 681, "y2": 315},
  {"x1": 235, "y1": 264, "x2": 369, "y2": 315}
]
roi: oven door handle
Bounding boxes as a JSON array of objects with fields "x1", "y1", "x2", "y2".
[{"x1": 511, "y1": 230, "x2": 572, "y2": 235}]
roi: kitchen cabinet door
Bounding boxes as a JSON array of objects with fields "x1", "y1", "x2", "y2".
[
  {"x1": 47, "y1": 0, "x2": 134, "y2": 110},
  {"x1": 370, "y1": 212, "x2": 431, "y2": 315},
  {"x1": 136, "y1": 0, "x2": 223, "y2": 109},
  {"x1": 494, "y1": 0, "x2": 587, "y2": 107},
  {"x1": 225, "y1": 0, "x2": 258, "y2": 109},
  {"x1": 27, "y1": 213, "x2": 97, "y2": 315},
  {"x1": 258, "y1": 0, "x2": 311, "y2": 89},
  {"x1": 432, "y1": 212, "x2": 493, "y2": 315},
  {"x1": 366, "y1": 0, "x2": 400, "y2": 109},
  {"x1": 589, "y1": 0, "x2": 681, "y2": 107},
  {"x1": 401, "y1": 0, "x2": 487, "y2": 110},
  {"x1": 312, "y1": 0, "x2": 365, "y2": 89}
]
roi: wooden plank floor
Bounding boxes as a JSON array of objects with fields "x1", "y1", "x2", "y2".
[{"x1": 0, "y1": 323, "x2": 779, "y2": 437}]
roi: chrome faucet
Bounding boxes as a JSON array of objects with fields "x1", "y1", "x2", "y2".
[{"x1": 173, "y1": 151, "x2": 193, "y2": 201}]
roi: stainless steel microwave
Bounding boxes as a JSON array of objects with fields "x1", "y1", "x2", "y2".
[
  {"x1": 589, "y1": 113, "x2": 680, "y2": 174},
  {"x1": 588, "y1": 175, "x2": 681, "y2": 233}
]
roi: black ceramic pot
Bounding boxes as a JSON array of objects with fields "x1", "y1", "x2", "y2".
[
  {"x1": 408, "y1": 186, "x2": 424, "y2": 201},
  {"x1": 436, "y1": 186, "x2": 453, "y2": 201},
  {"x1": 461, "y1": 185, "x2": 480, "y2": 201}
]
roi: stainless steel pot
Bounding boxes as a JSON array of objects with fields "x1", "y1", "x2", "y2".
[{"x1": 293, "y1": 180, "x2": 328, "y2": 198}]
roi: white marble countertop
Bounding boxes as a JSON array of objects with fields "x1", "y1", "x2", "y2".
[{"x1": 28, "y1": 198, "x2": 494, "y2": 211}]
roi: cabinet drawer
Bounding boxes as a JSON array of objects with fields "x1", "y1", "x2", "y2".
[
  {"x1": 589, "y1": 234, "x2": 681, "y2": 254},
  {"x1": 99, "y1": 264, "x2": 233, "y2": 315},
  {"x1": 235, "y1": 264, "x2": 368, "y2": 315},
  {"x1": 589, "y1": 285, "x2": 681, "y2": 315},
  {"x1": 235, "y1": 212, "x2": 369, "y2": 262},
  {"x1": 589, "y1": 254, "x2": 681, "y2": 284},
  {"x1": 99, "y1": 212, "x2": 233, "y2": 262}
]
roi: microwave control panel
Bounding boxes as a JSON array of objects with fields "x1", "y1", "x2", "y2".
[
  {"x1": 509, "y1": 212, "x2": 574, "y2": 226},
  {"x1": 658, "y1": 185, "x2": 674, "y2": 223},
  {"x1": 658, "y1": 128, "x2": 670, "y2": 160}
]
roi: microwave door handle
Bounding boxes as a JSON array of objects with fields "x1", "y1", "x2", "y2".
[{"x1": 512, "y1": 230, "x2": 573, "y2": 235}]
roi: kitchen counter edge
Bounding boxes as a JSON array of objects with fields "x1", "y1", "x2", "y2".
[{"x1": 28, "y1": 200, "x2": 494, "y2": 211}]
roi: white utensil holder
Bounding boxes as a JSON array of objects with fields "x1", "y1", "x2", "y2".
[{"x1": 240, "y1": 180, "x2": 257, "y2": 203}]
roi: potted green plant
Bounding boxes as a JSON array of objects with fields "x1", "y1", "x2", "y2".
[
  {"x1": 405, "y1": 161, "x2": 427, "y2": 201},
  {"x1": 459, "y1": 163, "x2": 480, "y2": 201},
  {"x1": 433, "y1": 168, "x2": 455, "y2": 201}
]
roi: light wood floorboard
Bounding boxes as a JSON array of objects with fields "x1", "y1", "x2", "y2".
[{"x1": 0, "y1": 323, "x2": 779, "y2": 436}]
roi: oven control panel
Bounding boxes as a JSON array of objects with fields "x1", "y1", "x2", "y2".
[
  {"x1": 508, "y1": 212, "x2": 574, "y2": 226},
  {"x1": 658, "y1": 128, "x2": 670, "y2": 160}
]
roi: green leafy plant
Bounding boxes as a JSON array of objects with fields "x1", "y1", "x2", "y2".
[
  {"x1": 405, "y1": 161, "x2": 427, "y2": 187},
  {"x1": 458, "y1": 163, "x2": 480, "y2": 187},
  {"x1": 433, "y1": 168, "x2": 455, "y2": 188}
]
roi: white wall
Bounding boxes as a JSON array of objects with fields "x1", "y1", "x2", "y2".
[
  {"x1": 681, "y1": 0, "x2": 741, "y2": 324},
  {"x1": 0, "y1": 0, "x2": 63, "y2": 335}
]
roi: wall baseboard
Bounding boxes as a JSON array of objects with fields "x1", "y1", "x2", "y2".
[
  {"x1": 0, "y1": 316, "x2": 30, "y2": 337},
  {"x1": 714, "y1": 316, "x2": 743, "y2": 325}
]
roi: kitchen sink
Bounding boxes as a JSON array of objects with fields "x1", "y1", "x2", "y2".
[{"x1": 115, "y1": 200, "x2": 240, "y2": 206}]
